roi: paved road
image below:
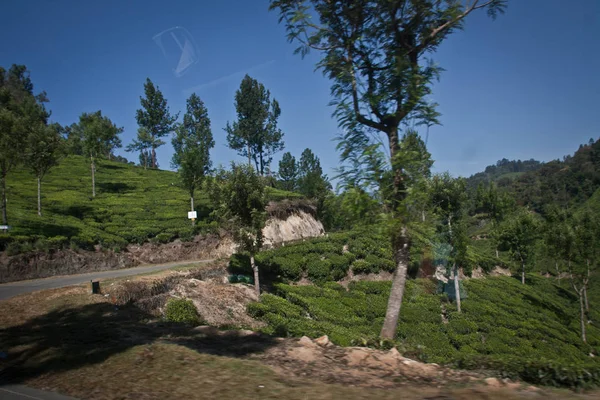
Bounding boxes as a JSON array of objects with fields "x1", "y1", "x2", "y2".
[
  {"x1": 0, "y1": 259, "x2": 214, "y2": 301},
  {"x1": 0, "y1": 385, "x2": 78, "y2": 400}
]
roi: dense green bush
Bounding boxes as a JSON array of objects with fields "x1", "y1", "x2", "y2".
[
  {"x1": 248, "y1": 276, "x2": 600, "y2": 388},
  {"x1": 152, "y1": 232, "x2": 174, "y2": 244},
  {"x1": 229, "y1": 253, "x2": 251, "y2": 275},
  {"x1": 164, "y1": 298, "x2": 201, "y2": 325},
  {"x1": 272, "y1": 254, "x2": 304, "y2": 281}
]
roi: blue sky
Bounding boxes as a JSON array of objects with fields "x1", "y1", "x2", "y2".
[{"x1": 1, "y1": 0, "x2": 598, "y2": 182}]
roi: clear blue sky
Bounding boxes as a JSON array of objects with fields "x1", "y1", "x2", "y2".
[{"x1": 1, "y1": 0, "x2": 598, "y2": 181}]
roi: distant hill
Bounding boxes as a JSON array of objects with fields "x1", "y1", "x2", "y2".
[
  {"x1": 466, "y1": 158, "x2": 543, "y2": 190},
  {"x1": 466, "y1": 138, "x2": 600, "y2": 212},
  {"x1": 1, "y1": 156, "x2": 300, "y2": 252}
]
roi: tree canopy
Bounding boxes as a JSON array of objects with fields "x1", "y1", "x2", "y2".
[{"x1": 225, "y1": 75, "x2": 285, "y2": 175}]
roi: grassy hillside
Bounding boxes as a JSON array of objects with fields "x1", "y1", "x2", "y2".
[
  {"x1": 249, "y1": 275, "x2": 600, "y2": 388},
  {"x1": 2, "y1": 156, "x2": 300, "y2": 252}
]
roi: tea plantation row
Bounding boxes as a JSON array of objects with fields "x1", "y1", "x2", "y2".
[
  {"x1": 248, "y1": 275, "x2": 600, "y2": 388},
  {"x1": 1, "y1": 155, "x2": 300, "y2": 254}
]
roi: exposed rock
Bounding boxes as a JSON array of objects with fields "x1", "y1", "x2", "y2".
[
  {"x1": 299, "y1": 336, "x2": 318, "y2": 348},
  {"x1": 315, "y1": 335, "x2": 331, "y2": 347},
  {"x1": 288, "y1": 346, "x2": 320, "y2": 363},
  {"x1": 262, "y1": 210, "x2": 324, "y2": 248},
  {"x1": 345, "y1": 348, "x2": 372, "y2": 366},
  {"x1": 490, "y1": 266, "x2": 512, "y2": 277},
  {"x1": 434, "y1": 265, "x2": 448, "y2": 283},
  {"x1": 471, "y1": 266, "x2": 485, "y2": 279},
  {"x1": 484, "y1": 377, "x2": 502, "y2": 388}
]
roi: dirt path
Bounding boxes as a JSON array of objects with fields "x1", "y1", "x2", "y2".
[{"x1": 0, "y1": 259, "x2": 214, "y2": 300}]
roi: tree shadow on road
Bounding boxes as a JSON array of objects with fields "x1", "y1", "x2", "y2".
[{"x1": 0, "y1": 300, "x2": 278, "y2": 385}]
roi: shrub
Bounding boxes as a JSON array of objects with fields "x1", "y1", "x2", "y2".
[
  {"x1": 47, "y1": 235, "x2": 69, "y2": 249},
  {"x1": 152, "y1": 232, "x2": 174, "y2": 244},
  {"x1": 229, "y1": 253, "x2": 251, "y2": 275},
  {"x1": 327, "y1": 253, "x2": 350, "y2": 280},
  {"x1": 351, "y1": 259, "x2": 375, "y2": 274},
  {"x1": 306, "y1": 259, "x2": 331, "y2": 283},
  {"x1": 164, "y1": 298, "x2": 201, "y2": 325},
  {"x1": 272, "y1": 254, "x2": 304, "y2": 281}
]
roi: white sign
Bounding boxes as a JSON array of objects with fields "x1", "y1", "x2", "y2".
[
  {"x1": 0, "y1": 225, "x2": 9, "y2": 230},
  {"x1": 187, "y1": 211, "x2": 197, "y2": 220}
]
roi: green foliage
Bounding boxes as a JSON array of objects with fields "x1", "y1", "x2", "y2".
[
  {"x1": 171, "y1": 93, "x2": 214, "y2": 204},
  {"x1": 136, "y1": 78, "x2": 178, "y2": 169},
  {"x1": 210, "y1": 163, "x2": 267, "y2": 255},
  {"x1": 2, "y1": 155, "x2": 217, "y2": 252},
  {"x1": 277, "y1": 151, "x2": 298, "y2": 191},
  {"x1": 497, "y1": 209, "x2": 540, "y2": 280},
  {"x1": 164, "y1": 298, "x2": 201, "y2": 325},
  {"x1": 224, "y1": 75, "x2": 284, "y2": 176},
  {"x1": 249, "y1": 275, "x2": 600, "y2": 388}
]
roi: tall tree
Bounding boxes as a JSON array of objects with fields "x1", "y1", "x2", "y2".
[
  {"x1": 298, "y1": 148, "x2": 330, "y2": 198},
  {"x1": 77, "y1": 111, "x2": 123, "y2": 197},
  {"x1": 26, "y1": 122, "x2": 63, "y2": 216},
  {"x1": 270, "y1": 0, "x2": 506, "y2": 340},
  {"x1": 277, "y1": 151, "x2": 298, "y2": 191},
  {"x1": 225, "y1": 75, "x2": 285, "y2": 175},
  {"x1": 63, "y1": 123, "x2": 84, "y2": 155},
  {"x1": 126, "y1": 128, "x2": 154, "y2": 170},
  {"x1": 209, "y1": 164, "x2": 267, "y2": 297},
  {"x1": 497, "y1": 209, "x2": 540, "y2": 285},
  {"x1": 571, "y1": 209, "x2": 599, "y2": 319},
  {"x1": 0, "y1": 64, "x2": 49, "y2": 225},
  {"x1": 430, "y1": 173, "x2": 468, "y2": 312},
  {"x1": 136, "y1": 78, "x2": 178, "y2": 168},
  {"x1": 171, "y1": 93, "x2": 215, "y2": 222},
  {"x1": 543, "y1": 205, "x2": 572, "y2": 281},
  {"x1": 476, "y1": 182, "x2": 514, "y2": 257}
]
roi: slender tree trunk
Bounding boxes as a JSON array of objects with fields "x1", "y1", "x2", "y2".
[
  {"x1": 247, "y1": 142, "x2": 252, "y2": 168},
  {"x1": 579, "y1": 291, "x2": 587, "y2": 343},
  {"x1": 380, "y1": 230, "x2": 409, "y2": 340},
  {"x1": 555, "y1": 261, "x2": 560, "y2": 283},
  {"x1": 421, "y1": 210, "x2": 425, "y2": 222},
  {"x1": 495, "y1": 248, "x2": 499, "y2": 258},
  {"x1": 521, "y1": 262, "x2": 525, "y2": 284},
  {"x1": 37, "y1": 176, "x2": 42, "y2": 216},
  {"x1": 250, "y1": 255, "x2": 260, "y2": 297},
  {"x1": 380, "y1": 125, "x2": 408, "y2": 340},
  {"x1": 91, "y1": 156, "x2": 96, "y2": 198},
  {"x1": 1, "y1": 172, "x2": 7, "y2": 226},
  {"x1": 151, "y1": 147, "x2": 157, "y2": 169},
  {"x1": 585, "y1": 260, "x2": 590, "y2": 313},
  {"x1": 190, "y1": 195, "x2": 195, "y2": 226},
  {"x1": 454, "y1": 263, "x2": 461, "y2": 313},
  {"x1": 260, "y1": 152, "x2": 264, "y2": 176}
]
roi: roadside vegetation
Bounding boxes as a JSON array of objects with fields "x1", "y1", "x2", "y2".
[{"x1": 2, "y1": 0, "x2": 600, "y2": 396}]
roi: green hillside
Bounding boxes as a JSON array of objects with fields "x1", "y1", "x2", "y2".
[
  {"x1": 1, "y1": 155, "x2": 299, "y2": 252},
  {"x1": 249, "y1": 275, "x2": 600, "y2": 388}
]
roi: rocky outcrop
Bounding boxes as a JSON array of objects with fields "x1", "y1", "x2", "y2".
[{"x1": 263, "y1": 210, "x2": 324, "y2": 248}]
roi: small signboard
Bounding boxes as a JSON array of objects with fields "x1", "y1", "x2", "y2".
[
  {"x1": 0, "y1": 225, "x2": 9, "y2": 231},
  {"x1": 187, "y1": 211, "x2": 197, "y2": 220}
]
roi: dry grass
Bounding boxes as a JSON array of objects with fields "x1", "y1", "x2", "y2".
[{"x1": 16, "y1": 343, "x2": 600, "y2": 400}]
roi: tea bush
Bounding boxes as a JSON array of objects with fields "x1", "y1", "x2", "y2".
[
  {"x1": 1, "y1": 155, "x2": 299, "y2": 254},
  {"x1": 248, "y1": 275, "x2": 600, "y2": 388},
  {"x1": 164, "y1": 298, "x2": 201, "y2": 326}
]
